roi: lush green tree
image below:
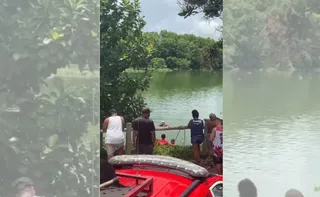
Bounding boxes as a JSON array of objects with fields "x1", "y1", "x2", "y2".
[
  {"x1": 166, "y1": 57, "x2": 191, "y2": 70},
  {"x1": 100, "y1": 0, "x2": 152, "y2": 124},
  {"x1": 150, "y1": 58, "x2": 167, "y2": 69},
  {"x1": 177, "y1": 0, "x2": 223, "y2": 70},
  {"x1": 201, "y1": 41, "x2": 223, "y2": 70},
  {"x1": 224, "y1": 0, "x2": 320, "y2": 72},
  {"x1": 144, "y1": 30, "x2": 222, "y2": 70},
  {"x1": 0, "y1": 0, "x2": 99, "y2": 196}
]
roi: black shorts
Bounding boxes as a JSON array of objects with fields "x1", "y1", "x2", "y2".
[
  {"x1": 191, "y1": 135, "x2": 204, "y2": 145},
  {"x1": 136, "y1": 144, "x2": 153, "y2": 154},
  {"x1": 213, "y1": 155, "x2": 223, "y2": 164}
]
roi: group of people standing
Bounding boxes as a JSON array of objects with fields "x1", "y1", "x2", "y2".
[
  {"x1": 101, "y1": 107, "x2": 156, "y2": 157},
  {"x1": 101, "y1": 107, "x2": 223, "y2": 174},
  {"x1": 188, "y1": 110, "x2": 223, "y2": 174}
]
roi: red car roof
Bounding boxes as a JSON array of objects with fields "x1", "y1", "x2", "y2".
[
  {"x1": 102, "y1": 155, "x2": 223, "y2": 197},
  {"x1": 115, "y1": 168, "x2": 221, "y2": 197}
]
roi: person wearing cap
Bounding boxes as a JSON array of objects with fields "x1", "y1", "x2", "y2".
[
  {"x1": 12, "y1": 177, "x2": 43, "y2": 197},
  {"x1": 132, "y1": 107, "x2": 156, "y2": 154},
  {"x1": 102, "y1": 109, "x2": 125, "y2": 159}
]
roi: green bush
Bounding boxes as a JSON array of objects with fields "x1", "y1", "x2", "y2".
[
  {"x1": 100, "y1": 145, "x2": 194, "y2": 161},
  {"x1": 154, "y1": 145, "x2": 193, "y2": 161},
  {"x1": 150, "y1": 58, "x2": 167, "y2": 69},
  {"x1": 100, "y1": 144, "x2": 212, "y2": 162},
  {"x1": 101, "y1": 146, "x2": 108, "y2": 159}
]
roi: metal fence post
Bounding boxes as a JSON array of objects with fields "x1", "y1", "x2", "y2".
[
  {"x1": 202, "y1": 119, "x2": 209, "y2": 156},
  {"x1": 125, "y1": 122, "x2": 132, "y2": 154}
]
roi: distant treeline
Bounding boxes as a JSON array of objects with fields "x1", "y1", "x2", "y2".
[
  {"x1": 143, "y1": 30, "x2": 222, "y2": 71},
  {"x1": 224, "y1": 0, "x2": 320, "y2": 72}
]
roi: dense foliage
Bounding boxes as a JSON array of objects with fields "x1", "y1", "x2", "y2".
[
  {"x1": 144, "y1": 31, "x2": 222, "y2": 70},
  {"x1": 224, "y1": 0, "x2": 320, "y2": 72},
  {"x1": 0, "y1": 0, "x2": 99, "y2": 196},
  {"x1": 178, "y1": 0, "x2": 223, "y2": 19},
  {"x1": 177, "y1": 0, "x2": 223, "y2": 69},
  {"x1": 100, "y1": 0, "x2": 152, "y2": 124}
]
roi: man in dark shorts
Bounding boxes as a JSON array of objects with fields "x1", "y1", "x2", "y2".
[
  {"x1": 132, "y1": 107, "x2": 156, "y2": 154},
  {"x1": 188, "y1": 109, "x2": 205, "y2": 165}
]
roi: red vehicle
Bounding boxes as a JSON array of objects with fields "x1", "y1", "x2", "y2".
[{"x1": 100, "y1": 155, "x2": 223, "y2": 197}]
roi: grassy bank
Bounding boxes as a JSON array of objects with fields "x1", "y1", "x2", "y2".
[
  {"x1": 125, "y1": 68, "x2": 173, "y2": 73},
  {"x1": 55, "y1": 67, "x2": 99, "y2": 77},
  {"x1": 55, "y1": 66, "x2": 172, "y2": 75},
  {"x1": 100, "y1": 145, "x2": 198, "y2": 161}
]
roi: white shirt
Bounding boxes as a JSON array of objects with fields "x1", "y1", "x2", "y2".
[
  {"x1": 213, "y1": 127, "x2": 223, "y2": 148},
  {"x1": 105, "y1": 116, "x2": 124, "y2": 144}
]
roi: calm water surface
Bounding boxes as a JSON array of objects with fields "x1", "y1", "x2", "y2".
[
  {"x1": 224, "y1": 71, "x2": 320, "y2": 197},
  {"x1": 143, "y1": 70, "x2": 222, "y2": 145}
]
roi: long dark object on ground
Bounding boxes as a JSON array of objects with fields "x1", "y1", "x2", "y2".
[{"x1": 100, "y1": 177, "x2": 119, "y2": 188}]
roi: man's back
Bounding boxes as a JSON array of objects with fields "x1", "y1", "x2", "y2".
[
  {"x1": 207, "y1": 119, "x2": 216, "y2": 134},
  {"x1": 107, "y1": 116, "x2": 122, "y2": 132},
  {"x1": 105, "y1": 116, "x2": 124, "y2": 144},
  {"x1": 189, "y1": 118, "x2": 204, "y2": 137},
  {"x1": 132, "y1": 117, "x2": 155, "y2": 145}
]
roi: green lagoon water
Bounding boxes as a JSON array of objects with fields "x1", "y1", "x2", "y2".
[
  {"x1": 143, "y1": 70, "x2": 223, "y2": 145},
  {"x1": 223, "y1": 71, "x2": 320, "y2": 197}
]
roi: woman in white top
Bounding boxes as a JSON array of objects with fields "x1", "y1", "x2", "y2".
[{"x1": 102, "y1": 109, "x2": 125, "y2": 159}]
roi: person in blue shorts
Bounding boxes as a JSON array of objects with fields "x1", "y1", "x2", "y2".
[{"x1": 188, "y1": 109, "x2": 205, "y2": 165}]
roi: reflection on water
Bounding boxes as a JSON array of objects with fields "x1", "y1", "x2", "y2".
[
  {"x1": 143, "y1": 71, "x2": 222, "y2": 144},
  {"x1": 224, "y1": 71, "x2": 320, "y2": 197}
]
